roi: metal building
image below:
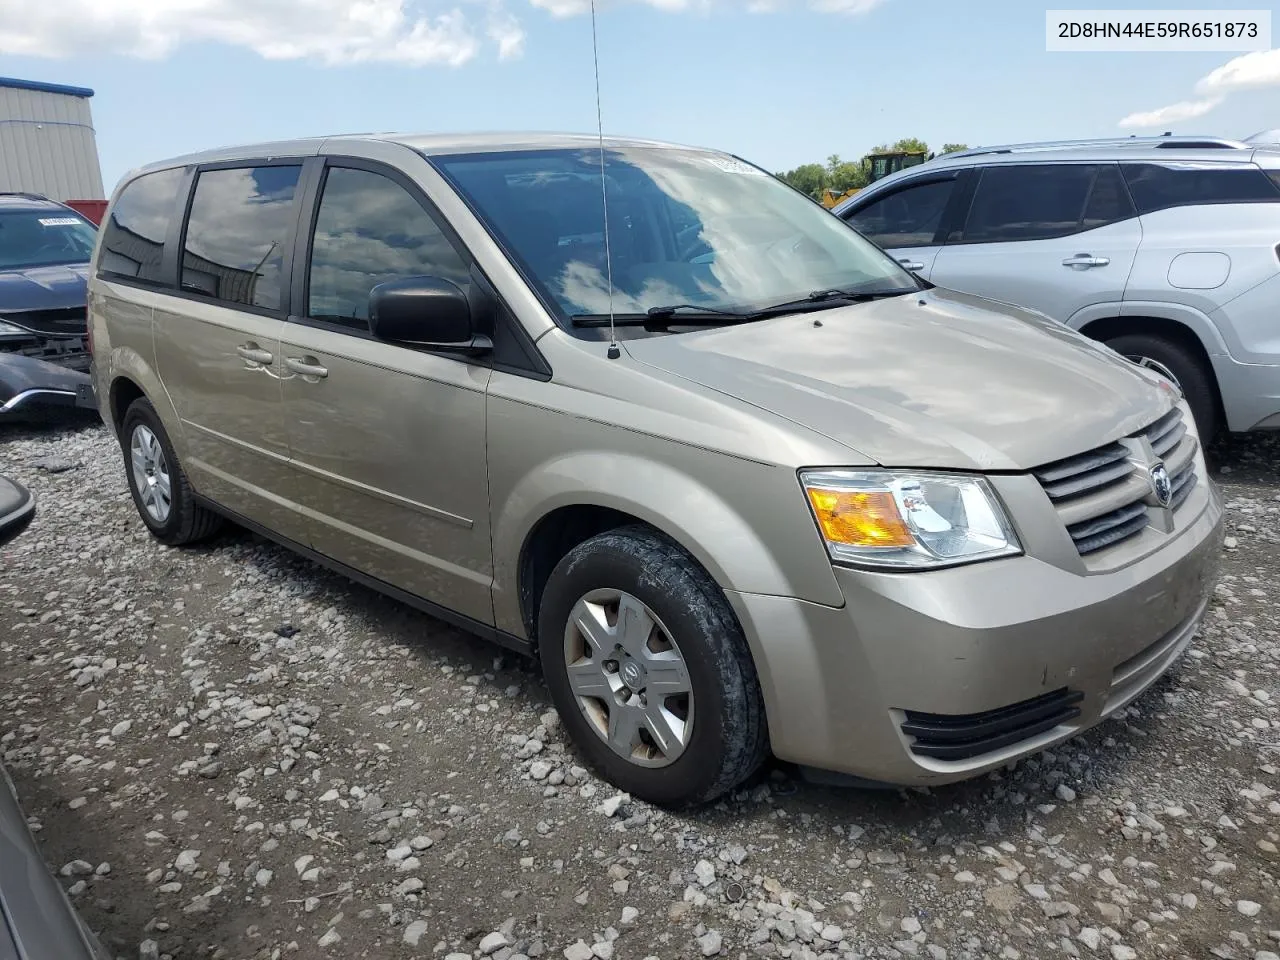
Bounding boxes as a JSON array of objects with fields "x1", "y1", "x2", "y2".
[{"x1": 0, "y1": 76, "x2": 105, "y2": 202}]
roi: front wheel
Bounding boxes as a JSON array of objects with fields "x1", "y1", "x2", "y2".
[
  {"x1": 1104, "y1": 333, "x2": 1219, "y2": 442},
  {"x1": 538, "y1": 526, "x2": 769, "y2": 807}
]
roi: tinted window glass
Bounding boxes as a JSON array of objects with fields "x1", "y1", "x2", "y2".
[
  {"x1": 1122, "y1": 163, "x2": 1280, "y2": 215},
  {"x1": 181, "y1": 165, "x2": 301, "y2": 310},
  {"x1": 962, "y1": 165, "x2": 1099, "y2": 243},
  {"x1": 1081, "y1": 164, "x2": 1135, "y2": 229},
  {"x1": 98, "y1": 168, "x2": 184, "y2": 284},
  {"x1": 845, "y1": 179, "x2": 953, "y2": 248},
  {"x1": 307, "y1": 167, "x2": 468, "y2": 331}
]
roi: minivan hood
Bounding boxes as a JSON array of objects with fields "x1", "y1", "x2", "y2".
[
  {"x1": 0, "y1": 263, "x2": 90, "y2": 315},
  {"x1": 624, "y1": 288, "x2": 1175, "y2": 471}
]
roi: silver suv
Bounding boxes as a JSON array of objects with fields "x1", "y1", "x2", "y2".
[
  {"x1": 834, "y1": 133, "x2": 1280, "y2": 441},
  {"x1": 89, "y1": 133, "x2": 1222, "y2": 806}
]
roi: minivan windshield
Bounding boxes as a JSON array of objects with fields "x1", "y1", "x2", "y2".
[
  {"x1": 0, "y1": 211, "x2": 98, "y2": 270},
  {"x1": 431, "y1": 146, "x2": 917, "y2": 333}
]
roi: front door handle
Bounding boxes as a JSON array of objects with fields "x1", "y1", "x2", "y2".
[
  {"x1": 285, "y1": 356, "x2": 329, "y2": 380},
  {"x1": 236, "y1": 342, "x2": 274, "y2": 366},
  {"x1": 1062, "y1": 254, "x2": 1110, "y2": 268},
  {"x1": 898, "y1": 259, "x2": 925, "y2": 271}
]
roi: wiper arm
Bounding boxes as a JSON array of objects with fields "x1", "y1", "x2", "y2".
[
  {"x1": 571, "y1": 306, "x2": 754, "y2": 328},
  {"x1": 570, "y1": 287, "x2": 919, "y2": 329}
]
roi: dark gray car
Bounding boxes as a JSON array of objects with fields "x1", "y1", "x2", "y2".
[{"x1": 0, "y1": 475, "x2": 108, "y2": 959}]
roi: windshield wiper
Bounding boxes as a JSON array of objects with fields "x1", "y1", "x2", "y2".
[{"x1": 570, "y1": 287, "x2": 919, "y2": 329}]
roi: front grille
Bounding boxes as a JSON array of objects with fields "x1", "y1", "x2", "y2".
[
  {"x1": 901, "y1": 688, "x2": 1084, "y2": 760},
  {"x1": 1032, "y1": 407, "x2": 1199, "y2": 556}
]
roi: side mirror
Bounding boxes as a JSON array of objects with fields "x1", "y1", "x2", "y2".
[
  {"x1": 368, "y1": 277, "x2": 492, "y2": 354},
  {"x1": 0, "y1": 475, "x2": 35, "y2": 549}
]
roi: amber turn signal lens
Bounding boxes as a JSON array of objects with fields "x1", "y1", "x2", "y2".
[{"x1": 805, "y1": 486, "x2": 913, "y2": 548}]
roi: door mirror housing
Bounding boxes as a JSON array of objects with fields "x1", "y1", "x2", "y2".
[{"x1": 368, "y1": 277, "x2": 492, "y2": 354}]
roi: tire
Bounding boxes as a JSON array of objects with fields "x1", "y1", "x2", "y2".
[
  {"x1": 1103, "y1": 333, "x2": 1219, "y2": 442},
  {"x1": 538, "y1": 525, "x2": 769, "y2": 807},
  {"x1": 120, "y1": 398, "x2": 223, "y2": 546}
]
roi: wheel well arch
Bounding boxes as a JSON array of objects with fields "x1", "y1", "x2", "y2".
[
  {"x1": 518, "y1": 505, "x2": 692, "y2": 648},
  {"x1": 108, "y1": 376, "x2": 146, "y2": 436},
  {"x1": 1077, "y1": 314, "x2": 1223, "y2": 407}
]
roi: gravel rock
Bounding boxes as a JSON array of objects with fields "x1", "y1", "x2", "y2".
[
  {"x1": 4, "y1": 422, "x2": 1278, "y2": 960},
  {"x1": 402, "y1": 920, "x2": 429, "y2": 946},
  {"x1": 697, "y1": 930, "x2": 723, "y2": 956}
]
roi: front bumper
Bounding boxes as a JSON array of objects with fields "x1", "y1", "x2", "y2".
[
  {"x1": 0, "y1": 352, "x2": 96, "y2": 417},
  {"x1": 727, "y1": 474, "x2": 1224, "y2": 786}
]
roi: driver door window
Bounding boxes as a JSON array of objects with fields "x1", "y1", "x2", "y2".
[{"x1": 306, "y1": 166, "x2": 469, "y2": 332}]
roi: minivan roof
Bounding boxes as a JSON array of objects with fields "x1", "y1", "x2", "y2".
[{"x1": 117, "y1": 132, "x2": 718, "y2": 185}]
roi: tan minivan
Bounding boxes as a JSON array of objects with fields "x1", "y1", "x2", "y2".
[{"x1": 88, "y1": 133, "x2": 1223, "y2": 805}]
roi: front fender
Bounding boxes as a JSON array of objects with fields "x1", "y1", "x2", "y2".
[{"x1": 490, "y1": 450, "x2": 845, "y2": 641}]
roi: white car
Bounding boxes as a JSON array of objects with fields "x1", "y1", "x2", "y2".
[{"x1": 834, "y1": 133, "x2": 1280, "y2": 441}]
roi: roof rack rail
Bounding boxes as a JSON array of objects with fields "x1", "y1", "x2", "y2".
[
  {"x1": 940, "y1": 135, "x2": 1249, "y2": 160},
  {"x1": 0, "y1": 191, "x2": 53, "y2": 201}
]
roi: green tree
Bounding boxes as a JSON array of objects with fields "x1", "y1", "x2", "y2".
[
  {"x1": 776, "y1": 162, "x2": 829, "y2": 199},
  {"x1": 939, "y1": 142, "x2": 969, "y2": 154},
  {"x1": 828, "y1": 158, "x2": 869, "y2": 192},
  {"x1": 868, "y1": 137, "x2": 931, "y2": 156}
]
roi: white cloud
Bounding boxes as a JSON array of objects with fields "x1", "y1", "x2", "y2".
[
  {"x1": 0, "y1": 0, "x2": 488, "y2": 66},
  {"x1": 1118, "y1": 97, "x2": 1224, "y2": 129},
  {"x1": 0, "y1": 0, "x2": 887, "y2": 67},
  {"x1": 486, "y1": 7, "x2": 526, "y2": 58},
  {"x1": 806, "y1": 0, "x2": 883, "y2": 14},
  {"x1": 1197, "y1": 48, "x2": 1280, "y2": 94},
  {"x1": 1119, "y1": 46, "x2": 1280, "y2": 129}
]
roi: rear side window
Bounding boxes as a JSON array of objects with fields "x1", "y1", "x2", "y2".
[
  {"x1": 181, "y1": 165, "x2": 302, "y2": 311},
  {"x1": 1121, "y1": 163, "x2": 1280, "y2": 215},
  {"x1": 845, "y1": 178, "x2": 954, "y2": 248},
  {"x1": 306, "y1": 166, "x2": 468, "y2": 332},
  {"x1": 98, "y1": 168, "x2": 184, "y2": 285},
  {"x1": 959, "y1": 164, "x2": 1136, "y2": 243}
]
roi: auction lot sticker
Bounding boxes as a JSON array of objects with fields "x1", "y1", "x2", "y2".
[{"x1": 1046, "y1": 9, "x2": 1270, "y2": 51}]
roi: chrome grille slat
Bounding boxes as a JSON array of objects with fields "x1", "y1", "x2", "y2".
[
  {"x1": 1150, "y1": 421, "x2": 1186, "y2": 458},
  {"x1": 1032, "y1": 407, "x2": 1198, "y2": 558}
]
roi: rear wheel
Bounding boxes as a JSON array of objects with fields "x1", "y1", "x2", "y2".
[
  {"x1": 538, "y1": 526, "x2": 769, "y2": 807},
  {"x1": 1103, "y1": 333, "x2": 1219, "y2": 442},
  {"x1": 120, "y1": 398, "x2": 223, "y2": 545}
]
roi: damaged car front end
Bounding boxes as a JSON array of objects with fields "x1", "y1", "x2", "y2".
[{"x1": 0, "y1": 195, "x2": 99, "y2": 420}]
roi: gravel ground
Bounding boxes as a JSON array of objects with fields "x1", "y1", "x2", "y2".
[{"x1": 2, "y1": 417, "x2": 1279, "y2": 960}]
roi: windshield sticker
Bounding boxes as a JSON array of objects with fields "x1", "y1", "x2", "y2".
[
  {"x1": 38, "y1": 217, "x2": 82, "y2": 226},
  {"x1": 701, "y1": 156, "x2": 767, "y2": 177}
]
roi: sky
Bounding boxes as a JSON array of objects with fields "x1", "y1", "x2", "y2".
[{"x1": 1, "y1": 0, "x2": 1279, "y2": 194}]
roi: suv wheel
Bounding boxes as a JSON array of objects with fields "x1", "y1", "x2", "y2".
[
  {"x1": 1104, "y1": 333, "x2": 1219, "y2": 441},
  {"x1": 538, "y1": 526, "x2": 769, "y2": 807},
  {"x1": 120, "y1": 398, "x2": 223, "y2": 545}
]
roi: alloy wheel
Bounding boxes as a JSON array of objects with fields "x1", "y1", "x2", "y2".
[{"x1": 130, "y1": 424, "x2": 172, "y2": 524}]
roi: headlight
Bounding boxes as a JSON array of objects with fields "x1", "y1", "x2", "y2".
[{"x1": 800, "y1": 470, "x2": 1021, "y2": 570}]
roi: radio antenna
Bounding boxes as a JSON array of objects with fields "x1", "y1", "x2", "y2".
[{"x1": 588, "y1": 0, "x2": 620, "y2": 360}]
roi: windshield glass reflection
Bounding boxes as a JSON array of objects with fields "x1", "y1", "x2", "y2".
[{"x1": 431, "y1": 147, "x2": 913, "y2": 329}]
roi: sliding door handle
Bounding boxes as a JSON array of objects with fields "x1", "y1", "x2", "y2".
[{"x1": 284, "y1": 356, "x2": 329, "y2": 380}]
